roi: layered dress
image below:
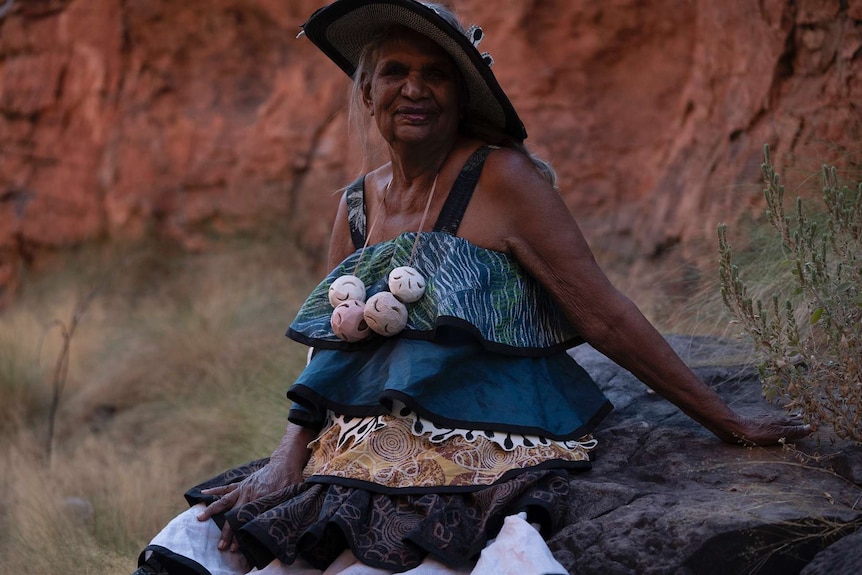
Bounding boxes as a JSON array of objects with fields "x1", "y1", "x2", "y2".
[{"x1": 137, "y1": 147, "x2": 612, "y2": 575}]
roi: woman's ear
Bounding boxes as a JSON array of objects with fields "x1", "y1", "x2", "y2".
[{"x1": 360, "y1": 76, "x2": 374, "y2": 116}]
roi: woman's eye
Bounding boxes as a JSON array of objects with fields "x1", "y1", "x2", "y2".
[
  {"x1": 380, "y1": 64, "x2": 408, "y2": 77},
  {"x1": 428, "y1": 67, "x2": 457, "y2": 84}
]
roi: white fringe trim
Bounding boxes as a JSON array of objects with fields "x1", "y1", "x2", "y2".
[{"x1": 330, "y1": 402, "x2": 597, "y2": 453}]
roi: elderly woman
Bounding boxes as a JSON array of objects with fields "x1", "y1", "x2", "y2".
[{"x1": 134, "y1": 1, "x2": 810, "y2": 574}]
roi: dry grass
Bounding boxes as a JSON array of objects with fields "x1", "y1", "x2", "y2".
[
  {"x1": 598, "y1": 238, "x2": 744, "y2": 343},
  {"x1": 0, "y1": 233, "x2": 315, "y2": 575},
  {"x1": 0, "y1": 224, "x2": 760, "y2": 574},
  {"x1": 720, "y1": 152, "x2": 862, "y2": 443}
]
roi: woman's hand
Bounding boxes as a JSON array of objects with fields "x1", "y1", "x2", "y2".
[
  {"x1": 197, "y1": 462, "x2": 303, "y2": 552},
  {"x1": 723, "y1": 413, "x2": 812, "y2": 447},
  {"x1": 196, "y1": 423, "x2": 316, "y2": 553}
]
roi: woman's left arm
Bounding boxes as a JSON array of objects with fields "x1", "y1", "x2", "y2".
[{"x1": 484, "y1": 150, "x2": 809, "y2": 446}]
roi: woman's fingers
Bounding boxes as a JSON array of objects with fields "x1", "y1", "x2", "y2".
[
  {"x1": 193, "y1": 466, "x2": 291, "y2": 553},
  {"x1": 193, "y1": 485, "x2": 248, "y2": 551},
  {"x1": 201, "y1": 482, "x2": 240, "y2": 496},
  {"x1": 196, "y1": 486, "x2": 240, "y2": 521},
  {"x1": 732, "y1": 415, "x2": 812, "y2": 446},
  {"x1": 218, "y1": 519, "x2": 235, "y2": 551}
]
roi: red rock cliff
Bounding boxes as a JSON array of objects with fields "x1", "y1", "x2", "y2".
[{"x1": 1, "y1": 0, "x2": 860, "y2": 302}]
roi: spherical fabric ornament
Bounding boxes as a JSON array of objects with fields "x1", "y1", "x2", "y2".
[
  {"x1": 330, "y1": 300, "x2": 371, "y2": 342},
  {"x1": 388, "y1": 266, "x2": 427, "y2": 303},
  {"x1": 363, "y1": 291, "x2": 408, "y2": 336},
  {"x1": 328, "y1": 274, "x2": 366, "y2": 308}
]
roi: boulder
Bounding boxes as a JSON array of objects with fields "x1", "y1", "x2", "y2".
[
  {"x1": 549, "y1": 336, "x2": 862, "y2": 575},
  {"x1": 801, "y1": 529, "x2": 862, "y2": 575}
]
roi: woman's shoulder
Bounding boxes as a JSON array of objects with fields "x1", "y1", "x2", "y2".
[
  {"x1": 483, "y1": 147, "x2": 552, "y2": 190},
  {"x1": 471, "y1": 147, "x2": 560, "y2": 224},
  {"x1": 362, "y1": 163, "x2": 393, "y2": 194}
]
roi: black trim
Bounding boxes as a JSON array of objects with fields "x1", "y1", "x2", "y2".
[
  {"x1": 287, "y1": 405, "x2": 326, "y2": 430},
  {"x1": 287, "y1": 384, "x2": 388, "y2": 420},
  {"x1": 138, "y1": 545, "x2": 211, "y2": 575},
  {"x1": 287, "y1": 316, "x2": 585, "y2": 358},
  {"x1": 286, "y1": 384, "x2": 613, "y2": 441}
]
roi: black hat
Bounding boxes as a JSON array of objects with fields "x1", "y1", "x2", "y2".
[{"x1": 300, "y1": 0, "x2": 527, "y2": 142}]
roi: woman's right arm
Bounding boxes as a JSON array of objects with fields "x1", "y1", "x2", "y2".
[
  {"x1": 196, "y1": 191, "x2": 356, "y2": 551},
  {"x1": 197, "y1": 423, "x2": 316, "y2": 552}
]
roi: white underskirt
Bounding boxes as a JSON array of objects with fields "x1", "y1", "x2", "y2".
[{"x1": 145, "y1": 504, "x2": 568, "y2": 575}]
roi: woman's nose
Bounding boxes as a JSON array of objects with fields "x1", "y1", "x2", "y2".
[{"x1": 401, "y1": 73, "x2": 427, "y2": 98}]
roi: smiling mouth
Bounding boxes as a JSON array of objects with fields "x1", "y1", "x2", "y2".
[{"x1": 397, "y1": 108, "x2": 435, "y2": 122}]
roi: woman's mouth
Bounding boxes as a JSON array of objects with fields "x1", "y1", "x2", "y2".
[{"x1": 397, "y1": 107, "x2": 434, "y2": 123}]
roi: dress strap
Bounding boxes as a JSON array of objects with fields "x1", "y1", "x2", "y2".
[
  {"x1": 345, "y1": 176, "x2": 367, "y2": 251},
  {"x1": 433, "y1": 146, "x2": 493, "y2": 235},
  {"x1": 345, "y1": 146, "x2": 494, "y2": 248}
]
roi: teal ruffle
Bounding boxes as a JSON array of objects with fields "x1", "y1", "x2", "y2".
[{"x1": 287, "y1": 328, "x2": 612, "y2": 440}]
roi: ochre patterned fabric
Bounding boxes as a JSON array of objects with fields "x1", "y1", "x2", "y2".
[{"x1": 303, "y1": 412, "x2": 592, "y2": 489}]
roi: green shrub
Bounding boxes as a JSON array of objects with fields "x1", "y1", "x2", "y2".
[{"x1": 718, "y1": 145, "x2": 861, "y2": 443}]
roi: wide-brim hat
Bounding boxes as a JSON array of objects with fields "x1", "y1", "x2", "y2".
[{"x1": 300, "y1": 0, "x2": 527, "y2": 142}]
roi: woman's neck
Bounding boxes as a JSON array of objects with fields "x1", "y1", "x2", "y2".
[{"x1": 386, "y1": 139, "x2": 456, "y2": 203}]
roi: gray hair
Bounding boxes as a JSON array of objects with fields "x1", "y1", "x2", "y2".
[{"x1": 347, "y1": 2, "x2": 558, "y2": 188}]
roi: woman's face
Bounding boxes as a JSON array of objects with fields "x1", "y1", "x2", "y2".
[{"x1": 363, "y1": 29, "x2": 461, "y2": 148}]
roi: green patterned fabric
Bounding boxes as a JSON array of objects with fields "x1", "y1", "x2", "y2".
[{"x1": 288, "y1": 232, "x2": 583, "y2": 356}]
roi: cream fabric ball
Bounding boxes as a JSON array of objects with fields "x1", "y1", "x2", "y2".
[
  {"x1": 363, "y1": 291, "x2": 408, "y2": 336},
  {"x1": 330, "y1": 300, "x2": 371, "y2": 342},
  {"x1": 328, "y1": 274, "x2": 366, "y2": 307},
  {"x1": 388, "y1": 266, "x2": 427, "y2": 303}
]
